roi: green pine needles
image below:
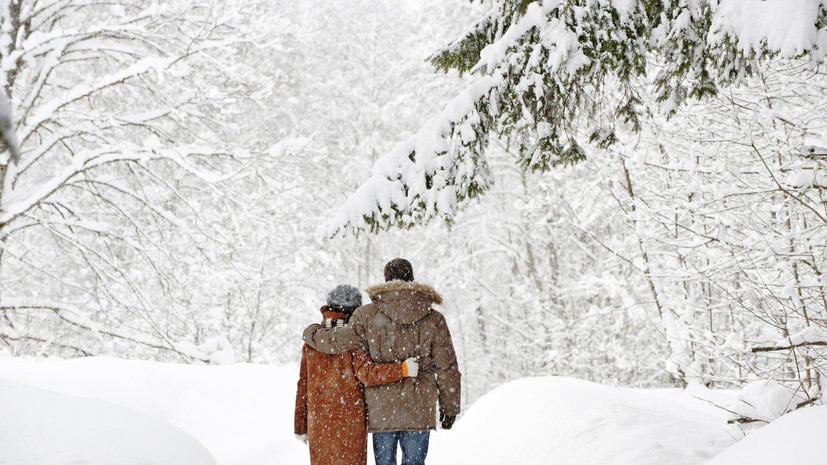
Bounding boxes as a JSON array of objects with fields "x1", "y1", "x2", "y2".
[{"x1": 334, "y1": 0, "x2": 827, "y2": 235}]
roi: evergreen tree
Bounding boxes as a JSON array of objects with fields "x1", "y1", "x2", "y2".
[{"x1": 331, "y1": 0, "x2": 827, "y2": 235}]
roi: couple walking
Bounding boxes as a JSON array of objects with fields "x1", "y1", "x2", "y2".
[{"x1": 294, "y1": 258, "x2": 461, "y2": 465}]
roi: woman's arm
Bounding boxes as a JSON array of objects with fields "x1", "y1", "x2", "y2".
[{"x1": 352, "y1": 348, "x2": 409, "y2": 386}]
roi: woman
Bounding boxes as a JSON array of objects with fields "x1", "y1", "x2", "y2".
[{"x1": 294, "y1": 284, "x2": 418, "y2": 465}]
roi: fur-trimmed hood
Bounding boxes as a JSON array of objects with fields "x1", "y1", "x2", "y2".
[
  {"x1": 366, "y1": 280, "x2": 443, "y2": 305},
  {"x1": 365, "y1": 280, "x2": 443, "y2": 325}
]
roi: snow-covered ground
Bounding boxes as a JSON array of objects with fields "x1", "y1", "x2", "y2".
[
  {"x1": 428, "y1": 377, "x2": 736, "y2": 465},
  {"x1": 0, "y1": 357, "x2": 300, "y2": 465},
  {"x1": 0, "y1": 377, "x2": 216, "y2": 465},
  {"x1": 0, "y1": 356, "x2": 824, "y2": 465},
  {"x1": 704, "y1": 405, "x2": 827, "y2": 465}
]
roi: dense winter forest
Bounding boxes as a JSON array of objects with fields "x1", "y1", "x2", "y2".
[{"x1": 1, "y1": 0, "x2": 826, "y2": 425}]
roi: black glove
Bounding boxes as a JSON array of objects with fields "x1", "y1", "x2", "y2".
[{"x1": 439, "y1": 413, "x2": 456, "y2": 430}]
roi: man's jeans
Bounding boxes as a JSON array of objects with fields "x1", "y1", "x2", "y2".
[{"x1": 372, "y1": 431, "x2": 430, "y2": 465}]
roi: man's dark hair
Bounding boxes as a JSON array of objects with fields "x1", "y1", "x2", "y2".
[{"x1": 384, "y1": 258, "x2": 414, "y2": 282}]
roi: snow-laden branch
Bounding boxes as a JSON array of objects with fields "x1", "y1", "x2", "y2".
[
  {"x1": 0, "y1": 144, "x2": 226, "y2": 227},
  {"x1": 472, "y1": 1, "x2": 560, "y2": 73},
  {"x1": 329, "y1": 75, "x2": 500, "y2": 236},
  {"x1": 338, "y1": 0, "x2": 827, "y2": 235},
  {"x1": 710, "y1": 0, "x2": 827, "y2": 59},
  {"x1": 0, "y1": 300, "x2": 211, "y2": 363},
  {"x1": 21, "y1": 55, "x2": 175, "y2": 143},
  {"x1": 752, "y1": 326, "x2": 827, "y2": 353}
]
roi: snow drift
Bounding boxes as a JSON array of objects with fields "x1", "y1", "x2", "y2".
[
  {"x1": 704, "y1": 405, "x2": 827, "y2": 465},
  {"x1": 0, "y1": 356, "x2": 306, "y2": 465},
  {"x1": 1, "y1": 356, "x2": 825, "y2": 465},
  {"x1": 0, "y1": 377, "x2": 216, "y2": 465},
  {"x1": 428, "y1": 377, "x2": 736, "y2": 465}
]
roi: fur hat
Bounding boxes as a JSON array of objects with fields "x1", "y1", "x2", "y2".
[
  {"x1": 326, "y1": 284, "x2": 362, "y2": 314},
  {"x1": 384, "y1": 258, "x2": 414, "y2": 282}
]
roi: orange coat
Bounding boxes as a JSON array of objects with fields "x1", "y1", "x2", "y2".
[{"x1": 295, "y1": 315, "x2": 404, "y2": 465}]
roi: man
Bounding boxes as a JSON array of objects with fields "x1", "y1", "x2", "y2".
[{"x1": 303, "y1": 258, "x2": 461, "y2": 465}]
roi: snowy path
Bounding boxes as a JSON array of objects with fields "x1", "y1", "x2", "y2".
[{"x1": 1, "y1": 357, "x2": 825, "y2": 465}]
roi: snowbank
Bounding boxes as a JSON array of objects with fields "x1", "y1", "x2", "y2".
[
  {"x1": 704, "y1": 406, "x2": 827, "y2": 465},
  {"x1": 0, "y1": 377, "x2": 216, "y2": 465},
  {"x1": 428, "y1": 377, "x2": 737, "y2": 465},
  {"x1": 0, "y1": 356, "x2": 308, "y2": 465}
]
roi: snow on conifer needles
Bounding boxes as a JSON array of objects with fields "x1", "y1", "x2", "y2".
[
  {"x1": 330, "y1": 76, "x2": 498, "y2": 237},
  {"x1": 332, "y1": 0, "x2": 827, "y2": 235}
]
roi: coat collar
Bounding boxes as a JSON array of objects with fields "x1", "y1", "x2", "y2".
[
  {"x1": 365, "y1": 280, "x2": 443, "y2": 305},
  {"x1": 320, "y1": 306, "x2": 349, "y2": 327}
]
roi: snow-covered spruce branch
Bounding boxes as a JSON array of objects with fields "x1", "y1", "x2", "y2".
[
  {"x1": 337, "y1": 0, "x2": 827, "y2": 235},
  {"x1": 0, "y1": 302, "x2": 211, "y2": 363},
  {"x1": 430, "y1": 5, "x2": 501, "y2": 76},
  {"x1": 329, "y1": 76, "x2": 499, "y2": 236}
]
